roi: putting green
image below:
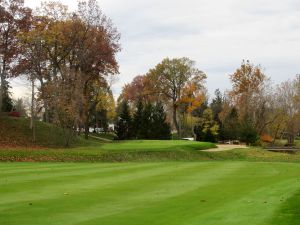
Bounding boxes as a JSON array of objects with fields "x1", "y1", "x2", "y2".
[{"x1": 1, "y1": 162, "x2": 300, "y2": 225}]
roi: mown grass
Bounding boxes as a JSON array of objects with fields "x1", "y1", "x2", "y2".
[{"x1": 1, "y1": 162, "x2": 300, "y2": 225}]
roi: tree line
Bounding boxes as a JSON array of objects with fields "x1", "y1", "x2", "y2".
[
  {"x1": 115, "y1": 100, "x2": 171, "y2": 140},
  {"x1": 2, "y1": 1, "x2": 300, "y2": 146},
  {"x1": 0, "y1": 0, "x2": 119, "y2": 145},
  {"x1": 117, "y1": 59, "x2": 300, "y2": 146}
]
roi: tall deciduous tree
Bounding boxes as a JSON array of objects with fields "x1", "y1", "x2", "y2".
[
  {"x1": 14, "y1": 0, "x2": 120, "y2": 142},
  {"x1": 0, "y1": 0, "x2": 31, "y2": 111},
  {"x1": 230, "y1": 60, "x2": 267, "y2": 121},
  {"x1": 273, "y1": 76, "x2": 300, "y2": 146},
  {"x1": 148, "y1": 57, "x2": 206, "y2": 138}
]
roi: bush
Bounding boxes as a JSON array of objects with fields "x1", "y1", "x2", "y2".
[
  {"x1": 8, "y1": 111, "x2": 20, "y2": 117},
  {"x1": 260, "y1": 134, "x2": 273, "y2": 143}
]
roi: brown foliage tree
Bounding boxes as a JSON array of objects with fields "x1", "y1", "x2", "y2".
[{"x1": 0, "y1": 0, "x2": 31, "y2": 111}]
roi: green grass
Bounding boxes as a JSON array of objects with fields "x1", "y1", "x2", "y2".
[
  {"x1": 2, "y1": 139, "x2": 300, "y2": 162},
  {"x1": 1, "y1": 162, "x2": 300, "y2": 225},
  {"x1": 0, "y1": 140, "x2": 217, "y2": 162},
  {"x1": 99, "y1": 140, "x2": 216, "y2": 151}
]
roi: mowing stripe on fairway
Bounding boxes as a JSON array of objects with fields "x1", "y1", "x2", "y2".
[
  {"x1": 0, "y1": 162, "x2": 244, "y2": 225},
  {"x1": 1, "y1": 162, "x2": 300, "y2": 225},
  {"x1": 77, "y1": 163, "x2": 300, "y2": 225},
  {"x1": 0, "y1": 163, "x2": 160, "y2": 185}
]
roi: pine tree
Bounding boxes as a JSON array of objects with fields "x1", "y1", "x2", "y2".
[
  {"x1": 151, "y1": 102, "x2": 171, "y2": 140},
  {"x1": 240, "y1": 115, "x2": 258, "y2": 145},
  {"x1": 115, "y1": 101, "x2": 132, "y2": 140},
  {"x1": 1, "y1": 80, "x2": 13, "y2": 112},
  {"x1": 139, "y1": 103, "x2": 152, "y2": 139},
  {"x1": 210, "y1": 89, "x2": 223, "y2": 124},
  {"x1": 219, "y1": 107, "x2": 240, "y2": 141},
  {"x1": 132, "y1": 99, "x2": 143, "y2": 139}
]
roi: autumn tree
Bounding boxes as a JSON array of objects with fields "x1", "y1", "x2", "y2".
[
  {"x1": 230, "y1": 60, "x2": 267, "y2": 122},
  {"x1": 90, "y1": 80, "x2": 116, "y2": 133},
  {"x1": 0, "y1": 0, "x2": 31, "y2": 111},
  {"x1": 273, "y1": 76, "x2": 300, "y2": 146},
  {"x1": 119, "y1": 75, "x2": 156, "y2": 105},
  {"x1": 148, "y1": 57, "x2": 206, "y2": 138},
  {"x1": 13, "y1": 0, "x2": 121, "y2": 142},
  {"x1": 74, "y1": 0, "x2": 120, "y2": 139}
]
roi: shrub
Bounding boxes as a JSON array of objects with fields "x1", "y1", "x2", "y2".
[
  {"x1": 261, "y1": 134, "x2": 273, "y2": 143},
  {"x1": 8, "y1": 111, "x2": 20, "y2": 117}
]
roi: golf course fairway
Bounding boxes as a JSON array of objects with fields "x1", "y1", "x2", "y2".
[{"x1": 1, "y1": 162, "x2": 300, "y2": 225}]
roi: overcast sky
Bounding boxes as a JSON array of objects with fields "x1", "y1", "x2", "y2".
[{"x1": 12, "y1": 0, "x2": 300, "y2": 99}]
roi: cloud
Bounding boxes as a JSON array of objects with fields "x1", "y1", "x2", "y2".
[{"x1": 13, "y1": 0, "x2": 300, "y2": 99}]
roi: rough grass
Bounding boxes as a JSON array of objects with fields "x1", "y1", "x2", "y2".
[
  {"x1": 2, "y1": 139, "x2": 300, "y2": 162},
  {"x1": 0, "y1": 140, "x2": 217, "y2": 162},
  {"x1": 0, "y1": 116, "x2": 77, "y2": 147},
  {"x1": 99, "y1": 140, "x2": 216, "y2": 152},
  {"x1": 1, "y1": 162, "x2": 300, "y2": 225}
]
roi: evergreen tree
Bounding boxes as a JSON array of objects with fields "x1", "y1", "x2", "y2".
[
  {"x1": 139, "y1": 103, "x2": 152, "y2": 139},
  {"x1": 219, "y1": 107, "x2": 240, "y2": 141},
  {"x1": 132, "y1": 99, "x2": 143, "y2": 139},
  {"x1": 240, "y1": 115, "x2": 258, "y2": 145},
  {"x1": 204, "y1": 129, "x2": 216, "y2": 143},
  {"x1": 151, "y1": 102, "x2": 171, "y2": 140},
  {"x1": 1, "y1": 80, "x2": 13, "y2": 112},
  {"x1": 210, "y1": 89, "x2": 223, "y2": 123},
  {"x1": 115, "y1": 101, "x2": 132, "y2": 140}
]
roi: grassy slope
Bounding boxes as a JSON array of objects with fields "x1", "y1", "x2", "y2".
[
  {"x1": 2, "y1": 139, "x2": 300, "y2": 162},
  {"x1": 1, "y1": 162, "x2": 300, "y2": 225},
  {"x1": 0, "y1": 140, "x2": 217, "y2": 162},
  {"x1": 0, "y1": 117, "x2": 76, "y2": 147}
]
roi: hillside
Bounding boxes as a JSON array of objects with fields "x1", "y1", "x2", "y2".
[{"x1": 0, "y1": 116, "x2": 76, "y2": 147}]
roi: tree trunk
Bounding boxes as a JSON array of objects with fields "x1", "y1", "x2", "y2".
[
  {"x1": 30, "y1": 79, "x2": 36, "y2": 142},
  {"x1": 287, "y1": 133, "x2": 295, "y2": 146},
  {"x1": 172, "y1": 104, "x2": 180, "y2": 138},
  {"x1": 84, "y1": 116, "x2": 89, "y2": 139},
  {"x1": 272, "y1": 124, "x2": 281, "y2": 145},
  {"x1": 0, "y1": 69, "x2": 4, "y2": 113}
]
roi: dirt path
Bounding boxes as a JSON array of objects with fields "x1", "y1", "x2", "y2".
[
  {"x1": 89, "y1": 135, "x2": 112, "y2": 142},
  {"x1": 203, "y1": 144, "x2": 249, "y2": 152}
]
